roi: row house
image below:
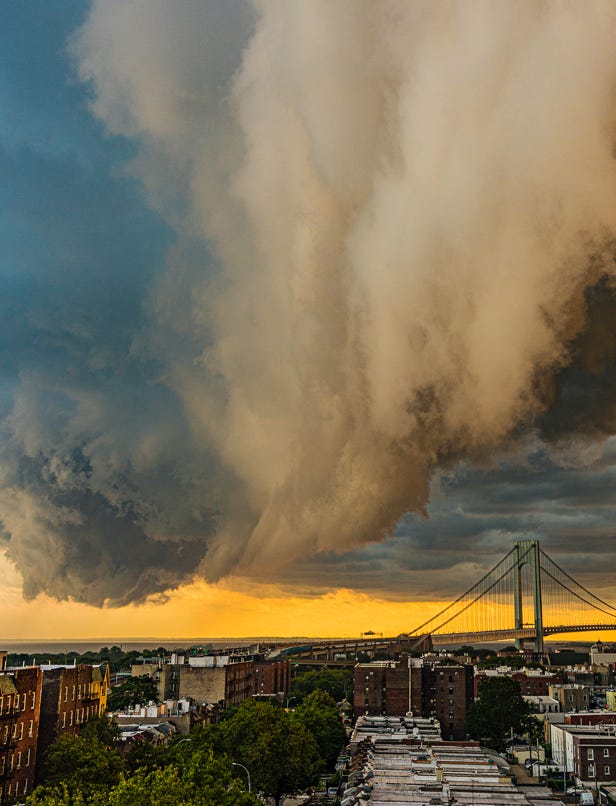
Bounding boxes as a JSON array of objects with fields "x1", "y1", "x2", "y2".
[
  {"x1": 473, "y1": 668, "x2": 561, "y2": 698},
  {"x1": 0, "y1": 666, "x2": 42, "y2": 804},
  {"x1": 552, "y1": 723, "x2": 616, "y2": 786},
  {"x1": 549, "y1": 683, "x2": 591, "y2": 712}
]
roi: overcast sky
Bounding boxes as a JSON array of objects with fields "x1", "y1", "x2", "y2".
[{"x1": 2, "y1": 1, "x2": 616, "y2": 633}]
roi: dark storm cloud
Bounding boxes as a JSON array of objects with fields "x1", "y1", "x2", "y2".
[{"x1": 4, "y1": 2, "x2": 616, "y2": 608}]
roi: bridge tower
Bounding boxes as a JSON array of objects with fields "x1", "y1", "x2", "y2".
[{"x1": 514, "y1": 540, "x2": 544, "y2": 652}]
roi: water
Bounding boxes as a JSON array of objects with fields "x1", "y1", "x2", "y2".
[{"x1": 0, "y1": 636, "x2": 319, "y2": 654}]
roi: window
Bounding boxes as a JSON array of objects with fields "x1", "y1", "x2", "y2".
[
  {"x1": 14, "y1": 694, "x2": 19, "y2": 710},
  {"x1": 19, "y1": 722, "x2": 23, "y2": 740},
  {"x1": 31, "y1": 692, "x2": 36, "y2": 709},
  {"x1": 604, "y1": 748, "x2": 610, "y2": 757},
  {"x1": 588, "y1": 764, "x2": 595, "y2": 778},
  {"x1": 21, "y1": 695, "x2": 26, "y2": 711},
  {"x1": 11, "y1": 723, "x2": 17, "y2": 739},
  {"x1": 78, "y1": 685, "x2": 81, "y2": 699},
  {"x1": 605, "y1": 766, "x2": 611, "y2": 775},
  {"x1": 64, "y1": 686, "x2": 68, "y2": 702},
  {"x1": 588, "y1": 749, "x2": 594, "y2": 761},
  {"x1": 26, "y1": 748, "x2": 31, "y2": 767},
  {"x1": 62, "y1": 712, "x2": 66, "y2": 728},
  {"x1": 72, "y1": 686, "x2": 75, "y2": 701},
  {"x1": 69, "y1": 711, "x2": 73, "y2": 726},
  {"x1": 28, "y1": 719, "x2": 33, "y2": 738},
  {"x1": 16, "y1": 751, "x2": 21, "y2": 769},
  {"x1": 0, "y1": 696, "x2": 3, "y2": 716}
]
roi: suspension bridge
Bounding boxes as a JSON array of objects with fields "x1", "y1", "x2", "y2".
[
  {"x1": 268, "y1": 540, "x2": 616, "y2": 662},
  {"x1": 407, "y1": 540, "x2": 616, "y2": 652}
]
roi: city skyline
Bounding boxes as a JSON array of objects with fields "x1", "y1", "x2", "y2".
[{"x1": 3, "y1": 3, "x2": 616, "y2": 640}]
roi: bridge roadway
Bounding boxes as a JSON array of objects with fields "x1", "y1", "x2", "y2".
[{"x1": 268, "y1": 623, "x2": 616, "y2": 661}]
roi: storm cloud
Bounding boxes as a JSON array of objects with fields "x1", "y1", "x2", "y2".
[{"x1": 3, "y1": 1, "x2": 616, "y2": 606}]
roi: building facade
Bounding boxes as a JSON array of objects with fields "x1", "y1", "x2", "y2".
[
  {"x1": 35, "y1": 664, "x2": 109, "y2": 785},
  {"x1": 0, "y1": 666, "x2": 43, "y2": 803},
  {"x1": 253, "y1": 659, "x2": 290, "y2": 698},
  {"x1": 353, "y1": 658, "x2": 473, "y2": 740}
]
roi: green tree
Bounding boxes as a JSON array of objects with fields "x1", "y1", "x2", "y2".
[
  {"x1": 26, "y1": 782, "x2": 88, "y2": 805},
  {"x1": 467, "y1": 677, "x2": 533, "y2": 751},
  {"x1": 218, "y1": 699, "x2": 319, "y2": 806},
  {"x1": 80, "y1": 715, "x2": 120, "y2": 747},
  {"x1": 102, "y1": 753, "x2": 258, "y2": 806},
  {"x1": 293, "y1": 690, "x2": 347, "y2": 770},
  {"x1": 107, "y1": 674, "x2": 158, "y2": 710},
  {"x1": 34, "y1": 734, "x2": 123, "y2": 802},
  {"x1": 290, "y1": 669, "x2": 352, "y2": 703}
]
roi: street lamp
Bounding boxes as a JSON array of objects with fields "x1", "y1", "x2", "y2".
[
  {"x1": 232, "y1": 761, "x2": 251, "y2": 793},
  {"x1": 285, "y1": 696, "x2": 298, "y2": 709}
]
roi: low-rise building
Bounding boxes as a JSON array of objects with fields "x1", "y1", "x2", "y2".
[
  {"x1": 552, "y1": 723, "x2": 616, "y2": 787},
  {"x1": 549, "y1": 683, "x2": 591, "y2": 712}
]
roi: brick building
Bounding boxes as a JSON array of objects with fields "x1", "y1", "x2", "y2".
[
  {"x1": 353, "y1": 658, "x2": 473, "y2": 740},
  {"x1": 422, "y1": 663, "x2": 474, "y2": 741},
  {"x1": 552, "y1": 724, "x2": 616, "y2": 786},
  {"x1": 35, "y1": 664, "x2": 109, "y2": 785},
  {"x1": 473, "y1": 668, "x2": 561, "y2": 698},
  {"x1": 0, "y1": 666, "x2": 43, "y2": 803},
  {"x1": 178, "y1": 657, "x2": 254, "y2": 708},
  {"x1": 253, "y1": 658, "x2": 290, "y2": 698},
  {"x1": 354, "y1": 658, "x2": 423, "y2": 718}
]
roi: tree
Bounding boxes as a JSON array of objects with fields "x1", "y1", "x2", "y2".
[
  {"x1": 80, "y1": 715, "x2": 120, "y2": 747},
  {"x1": 467, "y1": 677, "x2": 533, "y2": 751},
  {"x1": 102, "y1": 753, "x2": 259, "y2": 806},
  {"x1": 107, "y1": 675, "x2": 158, "y2": 710},
  {"x1": 290, "y1": 669, "x2": 353, "y2": 703},
  {"x1": 293, "y1": 690, "x2": 347, "y2": 770},
  {"x1": 35, "y1": 734, "x2": 123, "y2": 801},
  {"x1": 218, "y1": 699, "x2": 320, "y2": 806}
]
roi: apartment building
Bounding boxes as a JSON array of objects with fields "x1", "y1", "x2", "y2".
[
  {"x1": 0, "y1": 666, "x2": 43, "y2": 803},
  {"x1": 34, "y1": 664, "x2": 110, "y2": 784},
  {"x1": 353, "y1": 657, "x2": 473, "y2": 740}
]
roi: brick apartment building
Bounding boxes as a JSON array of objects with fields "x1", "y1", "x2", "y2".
[
  {"x1": 422, "y1": 663, "x2": 474, "y2": 741},
  {"x1": 253, "y1": 658, "x2": 290, "y2": 698},
  {"x1": 0, "y1": 665, "x2": 43, "y2": 803},
  {"x1": 353, "y1": 657, "x2": 473, "y2": 740},
  {"x1": 34, "y1": 664, "x2": 110, "y2": 785}
]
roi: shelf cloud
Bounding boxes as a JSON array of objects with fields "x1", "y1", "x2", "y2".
[{"x1": 3, "y1": 2, "x2": 616, "y2": 605}]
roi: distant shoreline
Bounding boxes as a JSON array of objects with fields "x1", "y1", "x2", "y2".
[{"x1": 1, "y1": 637, "x2": 596, "y2": 654}]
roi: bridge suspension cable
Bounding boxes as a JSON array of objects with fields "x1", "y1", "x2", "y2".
[{"x1": 407, "y1": 540, "x2": 616, "y2": 644}]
